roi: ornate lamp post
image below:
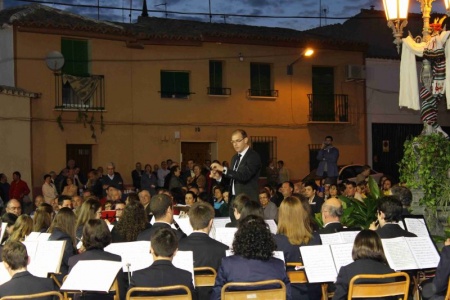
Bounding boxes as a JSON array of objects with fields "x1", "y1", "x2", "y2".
[{"x1": 382, "y1": 0, "x2": 450, "y2": 138}]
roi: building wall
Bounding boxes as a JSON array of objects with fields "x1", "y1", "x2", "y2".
[
  {"x1": 0, "y1": 93, "x2": 32, "y2": 192},
  {"x1": 13, "y1": 30, "x2": 367, "y2": 187},
  {"x1": 366, "y1": 58, "x2": 450, "y2": 167},
  {"x1": 0, "y1": 27, "x2": 15, "y2": 86}
]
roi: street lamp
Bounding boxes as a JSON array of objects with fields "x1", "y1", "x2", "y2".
[
  {"x1": 383, "y1": 0, "x2": 450, "y2": 53},
  {"x1": 287, "y1": 48, "x2": 314, "y2": 75},
  {"x1": 382, "y1": 0, "x2": 450, "y2": 138}
]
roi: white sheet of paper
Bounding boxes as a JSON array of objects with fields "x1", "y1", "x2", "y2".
[
  {"x1": 25, "y1": 232, "x2": 41, "y2": 242},
  {"x1": 319, "y1": 233, "x2": 344, "y2": 245},
  {"x1": 0, "y1": 223, "x2": 7, "y2": 243},
  {"x1": 105, "y1": 241, "x2": 152, "y2": 272},
  {"x1": 404, "y1": 218, "x2": 429, "y2": 237},
  {"x1": 172, "y1": 251, "x2": 195, "y2": 286},
  {"x1": 382, "y1": 237, "x2": 418, "y2": 271},
  {"x1": 214, "y1": 227, "x2": 237, "y2": 249},
  {"x1": 174, "y1": 216, "x2": 193, "y2": 236},
  {"x1": 339, "y1": 231, "x2": 360, "y2": 244},
  {"x1": 406, "y1": 236, "x2": 440, "y2": 269},
  {"x1": 61, "y1": 260, "x2": 122, "y2": 292},
  {"x1": 265, "y1": 220, "x2": 277, "y2": 234},
  {"x1": 23, "y1": 240, "x2": 66, "y2": 278},
  {"x1": 330, "y1": 243, "x2": 353, "y2": 272},
  {"x1": 0, "y1": 263, "x2": 11, "y2": 285},
  {"x1": 300, "y1": 245, "x2": 338, "y2": 283},
  {"x1": 213, "y1": 218, "x2": 231, "y2": 228}
]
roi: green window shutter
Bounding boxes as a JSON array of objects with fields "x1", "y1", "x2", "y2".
[
  {"x1": 161, "y1": 71, "x2": 190, "y2": 98},
  {"x1": 251, "y1": 63, "x2": 271, "y2": 95},
  {"x1": 209, "y1": 61, "x2": 222, "y2": 88},
  {"x1": 61, "y1": 39, "x2": 89, "y2": 76}
]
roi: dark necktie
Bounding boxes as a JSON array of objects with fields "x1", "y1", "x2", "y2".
[{"x1": 233, "y1": 154, "x2": 242, "y2": 171}]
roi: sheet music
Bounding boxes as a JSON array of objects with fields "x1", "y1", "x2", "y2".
[
  {"x1": 213, "y1": 217, "x2": 231, "y2": 228},
  {"x1": 320, "y1": 233, "x2": 343, "y2": 245},
  {"x1": 174, "y1": 216, "x2": 193, "y2": 236},
  {"x1": 61, "y1": 260, "x2": 122, "y2": 292},
  {"x1": 0, "y1": 263, "x2": 11, "y2": 285},
  {"x1": 340, "y1": 231, "x2": 359, "y2": 244},
  {"x1": 300, "y1": 245, "x2": 338, "y2": 283},
  {"x1": 25, "y1": 232, "x2": 51, "y2": 242},
  {"x1": 330, "y1": 243, "x2": 353, "y2": 272},
  {"x1": 214, "y1": 227, "x2": 237, "y2": 249},
  {"x1": 406, "y1": 237, "x2": 440, "y2": 269},
  {"x1": 404, "y1": 218, "x2": 429, "y2": 237},
  {"x1": 0, "y1": 223, "x2": 7, "y2": 243},
  {"x1": 265, "y1": 220, "x2": 277, "y2": 234},
  {"x1": 23, "y1": 240, "x2": 66, "y2": 277},
  {"x1": 382, "y1": 237, "x2": 418, "y2": 271},
  {"x1": 105, "y1": 241, "x2": 152, "y2": 272},
  {"x1": 172, "y1": 251, "x2": 195, "y2": 286}
]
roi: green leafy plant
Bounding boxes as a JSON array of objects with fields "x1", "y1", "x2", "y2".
[
  {"x1": 398, "y1": 133, "x2": 450, "y2": 210},
  {"x1": 315, "y1": 176, "x2": 381, "y2": 229}
]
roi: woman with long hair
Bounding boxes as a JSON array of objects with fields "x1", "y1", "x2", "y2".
[
  {"x1": 111, "y1": 201, "x2": 150, "y2": 243},
  {"x1": 75, "y1": 198, "x2": 102, "y2": 240},
  {"x1": 211, "y1": 215, "x2": 291, "y2": 300},
  {"x1": 333, "y1": 230, "x2": 395, "y2": 300},
  {"x1": 1, "y1": 213, "x2": 18, "y2": 245},
  {"x1": 68, "y1": 219, "x2": 125, "y2": 300},
  {"x1": 32, "y1": 203, "x2": 53, "y2": 233},
  {"x1": 275, "y1": 196, "x2": 321, "y2": 299},
  {"x1": 8, "y1": 215, "x2": 33, "y2": 242},
  {"x1": 48, "y1": 207, "x2": 77, "y2": 281}
]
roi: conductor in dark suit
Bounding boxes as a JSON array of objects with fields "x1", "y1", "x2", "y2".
[
  {"x1": 137, "y1": 194, "x2": 186, "y2": 241},
  {"x1": 318, "y1": 197, "x2": 344, "y2": 234},
  {"x1": 369, "y1": 196, "x2": 417, "y2": 239},
  {"x1": 0, "y1": 241, "x2": 55, "y2": 299},
  {"x1": 130, "y1": 228, "x2": 196, "y2": 298},
  {"x1": 210, "y1": 129, "x2": 261, "y2": 220}
]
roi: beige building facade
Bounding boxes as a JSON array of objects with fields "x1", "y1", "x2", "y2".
[{"x1": 0, "y1": 4, "x2": 367, "y2": 192}]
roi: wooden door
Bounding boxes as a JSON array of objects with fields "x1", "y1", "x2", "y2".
[
  {"x1": 66, "y1": 144, "x2": 92, "y2": 176},
  {"x1": 181, "y1": 142, "x2": 211, "y2": 167}
]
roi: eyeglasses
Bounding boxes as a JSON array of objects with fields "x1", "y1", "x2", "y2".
[{"x1": 231, "y1": 138, "x2": 244, "y2": 144}]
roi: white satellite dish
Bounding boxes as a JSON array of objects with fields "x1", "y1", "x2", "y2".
[{"x1": 45, "y1": 51, "x2": 65, "y2": 71}]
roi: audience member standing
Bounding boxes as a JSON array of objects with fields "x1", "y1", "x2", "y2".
[
  {"x1": 102, "y1": 162, "x2": 124, "y2": 196},
  {"x1": 0, "y1": 173, "x2": 10, "y2": 204},
  {"x1": 42, "y1": 174, "x2": 58, "y2": 204},
  {"x1": 316, "y1": 136, "x2": 339, "y2": 184},
  {"x1": 157, "y1": 161, "x2": 170, "y2": 189},
  {"x1": 277, "y1": 160, "x2": 290, "y2": 184},
  {"x1": 141, "y1": 164, "x2": 157, "y2": 196},
  {"x1": 8, "y1": 172, "x2": 30, "y2": 206},
  {"x1": 131, "y1": 162, "x2": 143, "y2": 191}
]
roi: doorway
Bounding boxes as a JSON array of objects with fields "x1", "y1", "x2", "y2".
[{"x1": 66, "y1": 144, "x2": 92, "y2": 176}]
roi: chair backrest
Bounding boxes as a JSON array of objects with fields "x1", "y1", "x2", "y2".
[
  {"x1": 62, "y1": 275, "x2": 120, "y2": 300},
  {"x1": 194, "y1": 266, "x2": 217, "y2": 287},
  {"x1": 0, "y1": 291, "x2": 64, "y2": 300},
  {"x1": 285, "y1": 262, "x2": 308, "y2": 284},
  {"x1": 347, "y1": 272, "x2": 410, "y2": 300},
  {"x1": 126, "y1": 285, "x2": 192, "y2": 300},
  {"x1": 221, "y1": 279, "x2": 286, "y2": 300}
]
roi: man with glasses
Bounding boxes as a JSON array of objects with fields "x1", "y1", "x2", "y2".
[
  {"x1": 210, "y1": 129, "x2": 261, "y2": 220},
  {"x1": 5, "y1": 199, "x2": 21, "y2": 216}
]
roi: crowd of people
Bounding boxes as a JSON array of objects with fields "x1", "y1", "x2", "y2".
[{"x1": 0, "y1": 130, "x2": 447, "y2": 299}]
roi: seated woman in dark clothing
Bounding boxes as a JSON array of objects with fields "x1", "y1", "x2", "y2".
[
  {"x1": 211, "y1": 215, "x2": 291, "y2": 300},
  {"x1": 48, "y1": 207, "x2": 77, "y2": 282},
  {"x1": 68, "y1": 219, "x2": 126, "y2": 300},
  {"x1": 332, "y1": 230, "x2": 396, "y2": 300},
  {"x1": 111, "y1": 201, "x2": 150, "y2": 243},
  {"x1": 274, "y1": 196, "x2": 321, "y2": 299}
]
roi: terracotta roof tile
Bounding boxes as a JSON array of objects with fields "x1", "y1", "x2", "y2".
[{"x1": 0, "y1": 85, "x2": 40, "y2": 98}]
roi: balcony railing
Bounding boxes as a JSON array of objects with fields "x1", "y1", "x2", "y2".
[
  {"x1": 307, "y1": 94, "x2": 349, "y2": 122},
  {"x1": 207, "y1": 87, "x2": 231, "y2": 96},
  {"x1": 55, "y1": 73, "x2": 105, "y2": 110},
  {"x1": 248, "y1": 89, "x2": 278, "y2": 97}
]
